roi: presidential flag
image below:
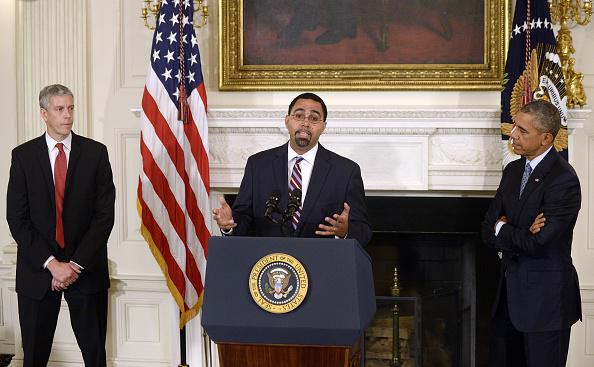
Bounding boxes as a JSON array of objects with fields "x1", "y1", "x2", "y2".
[
  {"x1": 501, "y1": 0, "x2": 568, "y2": 167},
  {"x1": 138, "y1": 0, "x2": 210, "y2": 327}
]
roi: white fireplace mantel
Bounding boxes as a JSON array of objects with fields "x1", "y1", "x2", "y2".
[{"x1": 195, "y1": 106, "x2": 589, "y2": 193}]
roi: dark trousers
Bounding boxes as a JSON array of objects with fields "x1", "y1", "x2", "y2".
[
  {"x1": 489, "y1": 281, "x2": 571, "y2": 367},
  {"x1": 18, "y1": 288, "x2": 108, "y2": 367}
]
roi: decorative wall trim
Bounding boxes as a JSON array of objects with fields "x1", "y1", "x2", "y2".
[
  {"x1": 131, "y1": 106, "x2": 589, "y2": 192},
  {"x1": 203, "y1": 107, "x2": 590, "y2": 124},
  {"x1": 581, "y1": 136, "x2": 594, "y2": 250},
  {"x1": 1, "y1": 273, "x2": 175, "y2": 366},
  {"x1": 115, "y1": 129, "x2": 143, "y2": 246},
  {"x1": 584, "y1": 299, "x2": 594, "y2": 356},
  {"x1": 16, "y1": 0, "x2": 89, "y2": 143},
  {"x1": 118, "y1": 0, "x2": 153, "y2": 89}
]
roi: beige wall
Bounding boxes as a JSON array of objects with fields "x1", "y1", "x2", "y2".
[
  {"x1": 0, "y1": 0, "x2": 592, "y2": 365},
  {"x1": 0, "y1": 0, "x2": 18, "y2": 251},
  {"x1": 564, "y1": 18, "x2": 594, "y2": 365}
]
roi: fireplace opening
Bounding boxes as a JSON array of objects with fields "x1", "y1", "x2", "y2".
[
  {"x1": 364, "y1": 196, "x2": 500, "y2": 367},
  {"x1": 222, "y1": 194, "x2": 501, "y2": 366}
]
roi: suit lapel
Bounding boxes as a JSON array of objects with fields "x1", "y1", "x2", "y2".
[
  {"x1": 298, "y1": 144, "x2": 331, "y2": 230},
  {"x1": 272, "y1": 144, "x2": 289, "y2": 208},
  {"x1": 34, "y1": 135, "x2": 56, "y2": 208},
  {"x1": 65, "y1": 133, "x2": 82, "y2": 195},
  {"x1": 516, "y1": 148, "x2": 559, "y2": 214}
]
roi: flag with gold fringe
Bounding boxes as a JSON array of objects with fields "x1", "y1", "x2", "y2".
[{"x1": 138, "y1": 0, "x2": 210, "y2": 327}]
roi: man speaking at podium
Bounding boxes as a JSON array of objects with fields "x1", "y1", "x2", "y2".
[{"x1": 212, "y1": 93, "x2": 372, "y2": 246}]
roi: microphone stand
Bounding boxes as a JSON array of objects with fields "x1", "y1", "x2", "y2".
[{"x1": 264, "y1": 189, "x2": 302, "y2": 236}]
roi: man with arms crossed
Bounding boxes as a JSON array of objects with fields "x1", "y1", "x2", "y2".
[
  {"x1": 481, "y1": 100, "x2": 581, "y2": 367},
  {"x1": 213, "y1": 92, "x2": 372, "y2": 246},
  {"x1": 7, "y1": 84, "x2": 115, "y2": 367}
]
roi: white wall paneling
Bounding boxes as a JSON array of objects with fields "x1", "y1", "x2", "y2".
[
  {"x1": 1, "y1": 1, "x2": 593, "y2": 366},
  {"x1": 110, "y1": 276, "x2": 172, "y2": 366},
  {"x1": 581, "y1": 134, "x2": 594, "y2": 252},
  {"x1": 118, "y1": 0, "x2": 153, "y2": 89},
  {"x1": 115, "y1": 129, "x2": 143, "y2": 246},
  {"x1": 16, "y1": 0, "x2": 89, "y2": 142},
  {"x1": 568, "y1": 287, "x2": 594, "y2": 366}
]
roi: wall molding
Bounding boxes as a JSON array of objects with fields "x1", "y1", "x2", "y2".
[{"x1": 16, "y1": 0, "x2": 89, "y2": 143}]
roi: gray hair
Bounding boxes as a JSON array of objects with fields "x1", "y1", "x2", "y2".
[
  {"x1": 39, "y1": 84, "x2": 73, "y2": 109},
  {"x1": 519, "y1": 99, "x2": 561, "y2": 138}
]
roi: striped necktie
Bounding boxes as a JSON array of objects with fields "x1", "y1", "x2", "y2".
[
  {"x1": 519, "y1": 161, "x2": 532, "y2": 198},
  {"x1": 288, "y1": 157, "x2": 304, "y2": 230}
]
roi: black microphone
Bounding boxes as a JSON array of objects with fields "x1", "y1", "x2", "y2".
[
  {"x1": 265, "y1": 190, "x2": 281, "y2": 223},
  {"x1": 286, "y1": 188, "x2": 302, "y2": 219}
]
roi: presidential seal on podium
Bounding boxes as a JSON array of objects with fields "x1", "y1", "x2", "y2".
[{"x1": 249, "y1": 253, "x2": 309, "y2": 314}]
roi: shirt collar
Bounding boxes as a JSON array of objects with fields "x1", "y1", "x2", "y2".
[
  {"x1": 288, "y1": 143, "x2": 318, "y2": 165},
  {"x1": 527, "y1": 146, "x2": 553, "y2": 170},
  {"x1": 45, "y1": 132, "x2": 72, "y2": 152}
]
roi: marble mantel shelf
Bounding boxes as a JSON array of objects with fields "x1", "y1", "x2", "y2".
[{"x1": 131, "y1": 106, "x2": 590, "y2": 192}]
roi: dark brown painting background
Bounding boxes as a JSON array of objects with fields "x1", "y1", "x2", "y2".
[{"x1": 243, "y1": 0, "x2": 485, "y2": 65}]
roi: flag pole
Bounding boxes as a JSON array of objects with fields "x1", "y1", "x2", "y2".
[{"x1": 179, "y1": 317, "x2": 188, "y2": 367}]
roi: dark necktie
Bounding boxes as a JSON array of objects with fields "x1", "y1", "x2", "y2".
[
  {"x1": 519, "y1": 161, "x2": 532, "y2": 198},
  {"x1": 289, "y1": 157, "x2": 304, "y2": 230},
  {"x1": 54, "y1": 143, "x2": 66, "y2": 248}
]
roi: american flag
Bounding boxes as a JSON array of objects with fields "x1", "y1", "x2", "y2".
[
  {"x1": 501, "y1": 0, "x2": 568, "y2": 167},
  {"x1": 138, "y1": 0, "x2": 210, "y2": 327}
]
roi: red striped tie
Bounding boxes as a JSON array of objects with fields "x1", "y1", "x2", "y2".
[
  {"x1": 289, "y1": 157, "x2": 304, "y2": 230},
  {"x1": 54, "y1": 143, "x2": 66, "y2": 248}
]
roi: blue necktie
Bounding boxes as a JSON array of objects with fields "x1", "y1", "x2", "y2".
[{"x1": 519, "y1": 161, "x2": 533, "y2": 198}]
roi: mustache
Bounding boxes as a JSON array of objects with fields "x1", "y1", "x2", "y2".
[{"x1": 296, "y1": 129, "x2": 311, "y2": 135}]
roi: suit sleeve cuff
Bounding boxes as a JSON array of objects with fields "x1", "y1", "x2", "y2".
[
  {"x1": 495, "y1": 222, "x2": 505, "y2": 236},
  {"x1": 335, "y1": 231, "x2": 348, "y2": 240},
  {"x1": 70, "y1": 261, "x2": 84, "y2": 270},
  {"x1": 43, "y1": 256, "x2": 55, "y2": 269}
]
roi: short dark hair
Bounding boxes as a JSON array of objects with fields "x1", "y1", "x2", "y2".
[
  {"x1": 287, "y1": 93, "x2": 327, "y2": 121},
  {"x1": 39, "y1": 84, "x2": 73, "y2": 109},
  {"x1": 519, "y1": 99, "x2": 561, "y2": 137}
]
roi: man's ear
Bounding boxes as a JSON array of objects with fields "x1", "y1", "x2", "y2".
[
  {"x1": 40, "y1": 108, "x2": 48, "y2": 122},
  {"x1": 542, "y1": 132, "x2": 554, "y2": 146}
]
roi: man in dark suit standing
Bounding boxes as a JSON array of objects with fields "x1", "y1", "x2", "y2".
[
  {"x1": 481, "y1": 100, "x2": 581, "y2": 367},
  {"x1": 7, "y1": 84, "x2": 115, "y2": 367},
  {"x1": 212, "y1": 92, "x2": 371, "y2": 246}
]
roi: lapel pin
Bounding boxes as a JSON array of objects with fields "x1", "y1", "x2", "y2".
[{"x1": 535, "y1": 178, "x2": 540, "y2": 182}]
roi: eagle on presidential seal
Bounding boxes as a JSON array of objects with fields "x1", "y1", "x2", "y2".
[
  {"x1": 502, "y1": 43, "x2": 568, "y2": 162},
  {"x1": 266, "y1": 268, "x2": 294, "y2": 300}
]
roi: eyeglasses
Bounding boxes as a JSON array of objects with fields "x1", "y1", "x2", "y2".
[{"x1": 289, "y1": 112, "x2": 325, "y2": 124}]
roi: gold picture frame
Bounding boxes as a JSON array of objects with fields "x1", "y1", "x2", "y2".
[{"x1": 219, "y1": 0, "x2": 509, "y2": 91}]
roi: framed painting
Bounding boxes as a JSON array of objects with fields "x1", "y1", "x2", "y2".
[{"x1": 219, "y1": 0, "x2": 508, "y2": 90}]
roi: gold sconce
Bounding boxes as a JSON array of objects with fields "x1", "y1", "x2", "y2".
[
  {"x1": 549, "y1": 0, "x2": 592, "y2": 108},
  {"x1": 141, "y1": 0, "x2": 209, "y2": 30}
]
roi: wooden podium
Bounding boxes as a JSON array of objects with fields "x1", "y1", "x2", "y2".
[
  {"x1": 217, "y1": 342, "x2": 360, "y2": 367},
  {"x1": 202, "y1": 237, "x2": 375, "y2": 367}
]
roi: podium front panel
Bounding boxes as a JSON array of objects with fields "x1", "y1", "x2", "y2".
[{"x1": 202, "y1": 237, "x2": 375, "y2": 346}]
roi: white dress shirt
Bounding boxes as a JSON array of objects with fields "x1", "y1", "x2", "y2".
[
  {"x1": 45, "y1": 133, "x2": 72, "y2": 179},
  {"x1": 221, "y1": 144, "x2": 320, "y2": 236},
  {"x1": 43, "y1": 133, "x2": 83, "y2": 270},
  {"x1": 495, "y1": 146, "x2": 553, "y2": 236},
  {"x1": 287, "y1": 143, "x2": 318, "y2": 207}
]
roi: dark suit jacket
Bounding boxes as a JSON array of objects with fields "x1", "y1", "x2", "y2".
[
  {"x1": 231, "y1": 143, "x2": 372, "y2": 246},
  {"x1": 7, "y1": 133, "x2": 116, "y2": 300},
  {"x1": 481, "y1": 148, "x2": 581, "y2": 332}
]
